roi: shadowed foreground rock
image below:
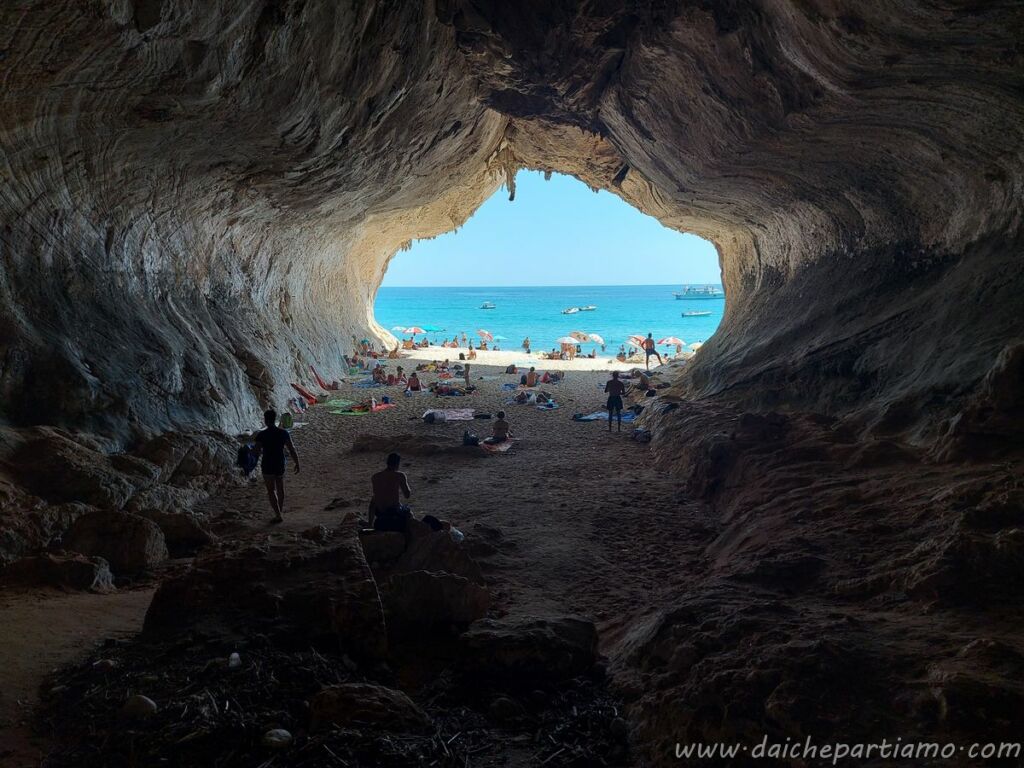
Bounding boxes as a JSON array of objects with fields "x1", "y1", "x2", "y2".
[{"x1": 144, "y1": 521, "x2": 388, "y2": 660}]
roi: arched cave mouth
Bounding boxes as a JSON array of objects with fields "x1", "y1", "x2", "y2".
[
  {"x1": 372, "y1": 169, "x2": 725, "y2": 358},
  {"x1": 1, "y1": 1, "x2": 1023, "y2": 765}
]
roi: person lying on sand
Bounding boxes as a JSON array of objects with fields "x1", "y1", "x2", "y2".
[
  {"x1": 605, "y1": 371, "x2": 627, "y2": 432},
  {"x1": 253, "y1": 409, "x2": 300, "y2": 523},
  {"x1": 406, "y1": 371, "x2": 423, "y2": 392},
  {"x1": 369, "y1": 452, "x2": 412, "y2": 531},
  {"x1": 485, "y1": 411, "x2": 513, "y2": 444}
]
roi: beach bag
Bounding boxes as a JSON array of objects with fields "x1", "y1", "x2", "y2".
[
  {"x1": 462, "y1": 430, "x2": 480, "y2": 446},
  {"x1": 280, "y1": 412, "x2": 294, "y2": 429},
  {"x1": 235, "y1": 445, "x2": 258, "y2": 475}
]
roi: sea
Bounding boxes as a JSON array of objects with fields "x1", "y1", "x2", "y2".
[{"x1": 374, "y1": 285, "x2": 724, "y2": 355}]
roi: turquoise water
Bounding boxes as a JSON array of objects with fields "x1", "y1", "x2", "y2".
[{"x1": 374, "y1": 285, "x2": 723, "y2": 355}]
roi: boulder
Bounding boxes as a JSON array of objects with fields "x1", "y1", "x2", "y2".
[
  {"x1": 64, "y1": 510, "x2": 168, "y2": 573},
  {"x1": 135, "y1": 509, "x2": 215, "y2": 557},
  {"x1": 459, "y1": 616, "x2": 599, "y2": 683},
  {"x1": 393, "y1": 529, "x2": 484, "y2": 584},
  {"x1": 0, "y1": 552, "x2": 114, "y2": 591},
  {"x1": 382, "y1": 570, "x2": 490, "y2": 629},
  {"x1": 12, "y1": 428, "x2": 138, "y2": 508},
  {"x1": 309, "y1": 683, "x2": 430, "y2": 733},
  {"x1": 135, "y1": 432, "x2": 237, "y2": 485},
  {"x1": 144, "y1": 521, "x2": 387, "y2": 660},
  {"x1": 358, "y1": 530, "x2": 406, "y2": 566}
]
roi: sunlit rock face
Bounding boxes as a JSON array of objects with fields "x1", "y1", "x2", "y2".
[{"x1": 1, "y1": 1, "x2": 1021, "y2": 446}]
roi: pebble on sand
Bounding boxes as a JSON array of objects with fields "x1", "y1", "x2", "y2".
[
  {"x1": 262, "y1": 728, "x2": 293, "y2": 750},
  {"x1": 120, "y1": 694, "x2": 158, "y2": 719}
]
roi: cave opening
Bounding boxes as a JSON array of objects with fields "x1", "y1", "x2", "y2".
[
  {"x1": 1, "y1": 1, "x2": 1022, "y2": 765},
  {"x1": 372, "y1": 170, "x2": 724, "y2": 361}
]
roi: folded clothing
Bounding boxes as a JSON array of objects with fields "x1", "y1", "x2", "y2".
[{"x1": 423, "y1": 408, "x2": 475, "y2": 421}]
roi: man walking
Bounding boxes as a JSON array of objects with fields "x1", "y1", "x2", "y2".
[{"x1": 253, "y1": 409, "x2": 300, "y2": 523}]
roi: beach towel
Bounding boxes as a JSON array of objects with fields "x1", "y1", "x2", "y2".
[
  {"x1": 501, "y1": 382, "x2": 518, "y2": 391},
  {"x1": 536, "y1": 403, "x2": 559, "y2": 411},
  {"x1": 332, "y1": 402, "x2": 397, "y2": 416},
  {"x1": 423, "y1": 408, "x2": 475, "y2": 421},
  {"x1": 572, "y1": 410, "x2": 638, "y2": 422},
  {"x1": 291, "y1": 383, "x2": 318, "y2": 404},
  {"x1": 310, "y1": 365, "x2": 332, "y2": 391},
  {"x1": 353, "y1": 379, "x2": 385, "y2": 389},
  {"x1": 480, "y1": 439, "x2": 515, "y2": 454}
]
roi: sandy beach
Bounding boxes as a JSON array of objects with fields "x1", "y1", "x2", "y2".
[
  {"x1": 206, "y1": 356, "x2": 700, "y2": 624},
  {"x1": 388, "y1": 344, "x2": 687, "y2": 372}
]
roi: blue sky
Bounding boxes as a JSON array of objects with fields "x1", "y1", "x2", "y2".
[{"x1": 381, "y1": 171, "x2": 721, "y2": 287}]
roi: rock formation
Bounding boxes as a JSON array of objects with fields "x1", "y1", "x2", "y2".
[
  {"x1": 2, "y1": 1, "x2": 1024, "y2": 765},
  {"x1": 1, "y1": 1, "x2": 1019, "y2": 446}
]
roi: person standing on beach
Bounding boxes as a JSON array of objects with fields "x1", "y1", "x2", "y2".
[
  {"x1": 643, "y1": 333, "x2": 664, "y2": 370},
  {"x1": 461, "y1": 331, "x2": 468, "y2": 347},
  {"x1": 605, "y1": 372, "x2": 627, "y2": 432},
  {"x1": 522, "y1": 336, "x2": 530, "y2": 354},
  {"x1": 252, "y1": 409, "x2": 300, "y2": 523}
]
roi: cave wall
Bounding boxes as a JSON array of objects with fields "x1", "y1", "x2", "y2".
[{"x1": 1, "y1": 0, "x2": 1023, "y2": 447}]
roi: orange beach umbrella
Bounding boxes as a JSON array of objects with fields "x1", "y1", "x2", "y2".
[{"x1": 477, "y1": 329, "x2": 494, "y2": 342}]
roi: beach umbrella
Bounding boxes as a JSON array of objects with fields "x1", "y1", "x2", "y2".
[
  {"x1": 688, "y1": 341, "x2": 704, "y2": 350},
  {"x1": 628, "y1": 335, "x2": 647, "y2": 348},
  {"x1": 555, "y1": 336, "x2": 579, "y2": 345},
  {"x1": 477, "y1": 329, "x2": 494, "y2": 342},
  {"x1": 404, "y1": 326, "x2": 426, "y2": 335},
  {"x1": 569, "y1": 330, "x2": 589, "y2": 342},
  {"x1": 658, "y1": 336, "x2": 685, "y2": 346},
  {"x1": 587, "y1": 333, "x2": 605, "y2": 346}
]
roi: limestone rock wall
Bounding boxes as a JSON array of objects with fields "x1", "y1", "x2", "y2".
[{"x1": 1, "y1": 0, "x2": 1022, "y2": 450}]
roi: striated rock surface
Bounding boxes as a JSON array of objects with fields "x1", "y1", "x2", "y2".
[
  {"x1": 0, "y1": 1, "x2": 1019, "y2": 446},
  {"x1": 2, "y1": 2, "x2": 1024, "y2": 765}
]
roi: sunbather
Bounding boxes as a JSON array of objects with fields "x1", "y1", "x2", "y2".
[
  {"x1": 526, "y1": 366, "x2": 538, "y2": 387},
  {"x1": 485, "y1": 411, "x2": 513, "y2": 444},
  {"x1": 407, "y1": 372, "x2": 423, "y2": 392}
]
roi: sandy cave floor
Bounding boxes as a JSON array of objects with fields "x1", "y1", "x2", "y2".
[{"x1": 0, "y1": 360, "x2": 712, "y2": 765}]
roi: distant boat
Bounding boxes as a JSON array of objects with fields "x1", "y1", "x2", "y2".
[
  {"x1": 579, "y1": 305, "x2": 597, "y2": 312},
  {"x1": 561, "y1": 306, "x2": 580, "y2": 315},
  {"x1": 674, "y1": 285, "x2": 724, "y2": 300},
  {"x1": 682, "y1": 310, "x2": 712, "y2": 317},
  {"x1": 480, "y1": 301, "x2": 496, "y2": 309}
]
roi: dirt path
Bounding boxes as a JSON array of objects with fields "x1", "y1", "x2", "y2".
[{"x1": 0, "y1": 588, "x2": 155, "y2": 767}]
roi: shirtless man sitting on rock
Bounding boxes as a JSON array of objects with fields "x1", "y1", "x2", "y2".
[{"x1": 369, "y1": 452, "x2": 412, "y2": 531}]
